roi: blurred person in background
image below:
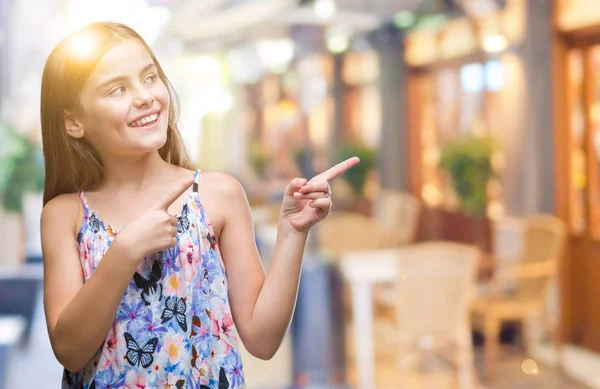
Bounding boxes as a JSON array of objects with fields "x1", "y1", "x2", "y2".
[{"x1": 38, "y1": 21, "x2": 359, "y2": 389}]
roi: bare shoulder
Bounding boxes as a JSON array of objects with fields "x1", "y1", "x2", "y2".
[
  {"x1": 198, "y1": 171, "x2": 245, "y2": 197},
  {"x1": 41, "y1": 193, "x2": 82, "y2": 236},
  {"x1": 196, "y1": 171, "x2": 249, "y2": 236}
]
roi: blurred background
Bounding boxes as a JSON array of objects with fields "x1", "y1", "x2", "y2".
[{"x1": 1, "y1": 0, "x2": 600, "y2": 388}]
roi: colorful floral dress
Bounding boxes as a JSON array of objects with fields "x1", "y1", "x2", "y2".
[{"x1": 63, "y1": 170, "x2": 246, "y2": 389}]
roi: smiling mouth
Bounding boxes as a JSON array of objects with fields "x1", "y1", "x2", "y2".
[{"x1": 129, "y1": 112, "x2": 160, "y2": 128}]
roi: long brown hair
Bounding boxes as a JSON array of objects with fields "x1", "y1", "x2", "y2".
[{"x1": 40, "y1": 22, "x2": 194, "y2": 205}]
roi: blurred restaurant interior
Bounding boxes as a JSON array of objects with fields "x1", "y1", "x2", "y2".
[{"x1": 5, "y1": 0, "x2": 600, "y2": 388}]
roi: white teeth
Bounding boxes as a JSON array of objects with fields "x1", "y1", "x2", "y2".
[{"x1": 130, "y1": 112, "x2": 158, "y2": 127}]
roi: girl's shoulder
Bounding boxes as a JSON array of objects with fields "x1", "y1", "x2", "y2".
[
  {"x1": 195, "y1": 170, "x2": 248, "y2": 238},
  {"x1": 196, "y1": 170, "x2": 242, "y2": 191},
  {"x1": 41, "y1": 192, "x2": 84, "y2": 239},
  {"x1": 196, "y1": 170, "x2": 249, "y2": 206}
]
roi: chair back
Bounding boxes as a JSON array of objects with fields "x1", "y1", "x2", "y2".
[{"x1": 394, "y1": 242, "x2": 479, "y2": 344}]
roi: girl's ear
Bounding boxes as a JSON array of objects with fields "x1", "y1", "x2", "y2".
[{"x1": 64, "y1": 109, "x2": 85, "y2": 139}]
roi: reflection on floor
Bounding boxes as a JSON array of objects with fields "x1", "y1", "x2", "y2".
[
  {"x1": 345, "y1": 343, "x2": 591, "y2": 389},
  {"x1": 2, "y1": 289, "x2": 593, "y2": 389},
  {"x1": 475, "y1": 346, "x2": 589, "y2": 389}
]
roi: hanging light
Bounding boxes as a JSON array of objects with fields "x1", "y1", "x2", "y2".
[
  {"x1": 326, "y1": 25, "x2": 351, "y2": 54},
  {"x1": 314, "y1": 0, "x2": 336, "y2": 20}
]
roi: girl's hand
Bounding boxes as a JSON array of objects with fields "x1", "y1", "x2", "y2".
[
  {"x1": 117, "y1": 177, "x2": 195, "y2": 260},
  {"x1": 280, "y1": 157, "x2": 360, "y2": 233}
]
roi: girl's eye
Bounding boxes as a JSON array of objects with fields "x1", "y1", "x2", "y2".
[
  {"x1": 145, "y1": 74, "x2": 157, "y2": 84},
  {"x1": 109, "y1": 86, "x2": 125, "y2": 96}
]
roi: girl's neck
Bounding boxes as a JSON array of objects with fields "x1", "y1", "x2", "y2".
[{"x1": 98, "y1": 151, "x2": 177, "y2": 193}]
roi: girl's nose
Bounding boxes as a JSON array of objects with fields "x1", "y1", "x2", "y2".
[{"x1": 133, "y1": 87, "x2": 155, "y2": 107}]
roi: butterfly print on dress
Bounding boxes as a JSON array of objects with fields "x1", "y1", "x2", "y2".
[
  {"x1": 161, "y1": 296, "x2": 188, "y2": 332},
  {"x1": 133, "y1": 260, "x2": 163, "y2": 306},
  {"x1": 207, "y1": 232, "x2": 217, "y2": 250},
  {"x1": 177, "y1": 204, "x2": 190, "y2": 233},
  {"x1": 124, "y1": 332, "x2": 158, "y2": 368},
  {"x1": 67, "y1": 171, "x2": 246, "y2": 388},
  {"x1": 88, "y1": 213, "x2": 103, "y2": 234}
]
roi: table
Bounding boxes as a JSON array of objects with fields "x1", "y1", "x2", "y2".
[
  {"x1": 339, "y1": 247, "x2": 494, "y2": 389},
  {"x1": 338, "y1": 249, "x2": 400, "y2": 389}
]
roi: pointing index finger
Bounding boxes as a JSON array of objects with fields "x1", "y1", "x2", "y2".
[
  {"x1": 155, "y1": 176, "x2": 195, "y2": 210},
  {"x1": 311, "y1": 156, "x2": 360, "y2": 183}
]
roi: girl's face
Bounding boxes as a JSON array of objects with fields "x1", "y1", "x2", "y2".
[{"x1": 68, "y1": 39, "x2": 170, "y2": 159}]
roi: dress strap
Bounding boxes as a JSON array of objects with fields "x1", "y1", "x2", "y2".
[
  {"x1": 78, "y1": 191, "x2": 90, "y2": 218},
  {"x1": 193, "y1": 169, "x2": 202, "y2": 193}
]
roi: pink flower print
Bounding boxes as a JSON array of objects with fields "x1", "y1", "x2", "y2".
[
  {"x1": 162, "y1": 333, "x2": 184, "y2": 365},
  {"x1": 98, "y1": 328, "x2": 119, "y2": 370},
  {"x1": 81, "y1": 252, "x2": 93, "y2": 280},
  {"x1": 195, "y1": 357, "x2": 212, "y2": 386},
  {"x1": 80, "y1": 236, "x2": 94, "y2": 279},
  {"x1": 166, "y1": 273, "x2": 186, "y2": 296},
  {"x1": 157, "y1": 373, "x2": 184, "y2": 388},
  {"x1": 179, "y1": 234, "x2": 199, "y2": 282},
  {"x1": 125, "y1": 370, "x2": 148, "y2": 389},
  {"x1": 210, "y1": 299, "x2": 236, "y2": 351}
]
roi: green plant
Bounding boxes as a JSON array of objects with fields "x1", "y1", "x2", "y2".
[
  {"x1": 439, "y1": 135, "x2": 497, "y2": 216},
  {"x1": 335, "y1": 143, "x2": 375, "y2": 197},
  {"x1": 0, "y1": 122, "x2": 45, "y2": 213}
]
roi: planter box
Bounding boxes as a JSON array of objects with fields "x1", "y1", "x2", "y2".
[{"x1": 416, "y1": 206, "x2": 493, "y2": 254}]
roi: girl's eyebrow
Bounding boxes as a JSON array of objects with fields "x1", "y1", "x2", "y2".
[{"x1": 96, "y1": 63, "x2": 157, "y2": 91}]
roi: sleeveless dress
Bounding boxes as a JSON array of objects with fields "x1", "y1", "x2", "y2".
[{"x1": 63, "y1": 169, "x2": 247, "y2": 389}]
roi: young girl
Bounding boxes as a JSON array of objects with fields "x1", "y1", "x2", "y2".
[{"x1": 40, "y1": 21, "x2": 359, "y2": 389}]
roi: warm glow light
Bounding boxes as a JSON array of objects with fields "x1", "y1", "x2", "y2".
[
  {"x1": 314, "y1": 0, "x2": 336, "y2": 20},
  {"x1": 482, "y1": 34, "x2": 509, "y2": 53},
  {"x1": 423, "y1": 148, "x2": 440, "y2": 166},
  {"x1": 521, "y1": 359, "x2": 538, "y2": 375},
  {"x1": 488, "y1": 201, "x2": 504, "y2": 220},
  {"x1": 67, "y1": 31, "x2": 98, "y2": 59},
  {"x1": 422, "y1": 184, "x2": 442, "y2": 206}
]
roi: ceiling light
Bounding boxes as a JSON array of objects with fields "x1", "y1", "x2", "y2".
[{"x1": 314, "y1": 0, "x2": 336, "y2": 20}]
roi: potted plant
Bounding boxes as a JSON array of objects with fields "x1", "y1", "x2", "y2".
[
  {"x1": 434, "y1": 135, "x2": 498, "y2": 252},
  {"x1": 336, "y1": 143, "x2": 374, "y2": 196},
  {"x1": 334, "y1": 143, "x2": 375, "y2": 214},
  {"x1": 439, "y1": 135, "x2": 497, "y2": 216}
]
